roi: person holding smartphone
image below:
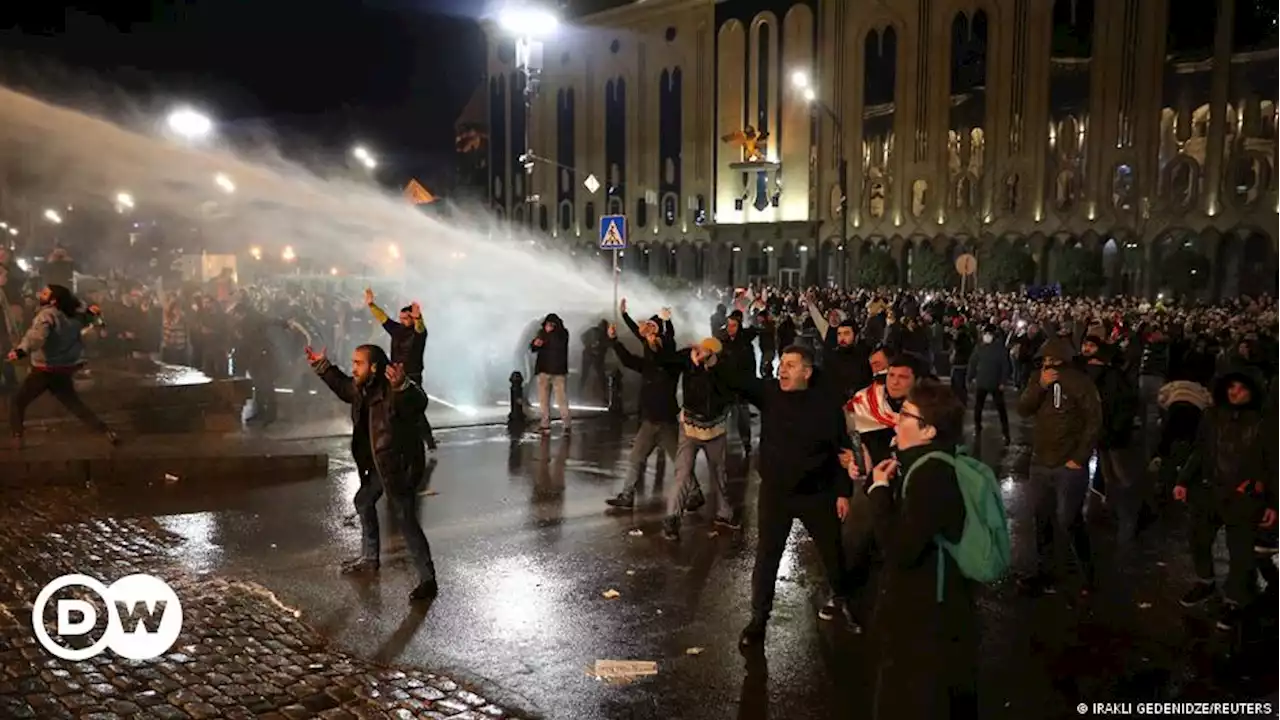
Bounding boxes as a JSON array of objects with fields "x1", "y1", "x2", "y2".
[{"x1": 1016, "y1": 338, "x2": 1103, "y2": 597}]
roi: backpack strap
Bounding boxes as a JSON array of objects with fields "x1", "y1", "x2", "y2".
[{"x1": 902, "y1": 449, "x2": 960, "y2": 605}]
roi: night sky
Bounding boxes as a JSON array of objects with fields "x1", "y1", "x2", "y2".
[{"x1": 0, "y1": 0, "x2": 487, "y2": 193}]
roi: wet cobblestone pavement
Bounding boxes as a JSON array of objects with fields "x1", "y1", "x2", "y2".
[
  {"x1": 0, "y1": 490, "x2": 524, "y2": 719},
  {"x1": 2, "y1": 413, "x2": 1276, "y2": 719}
]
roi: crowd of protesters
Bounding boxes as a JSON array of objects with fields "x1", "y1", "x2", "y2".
[{"x1": 587, "y1": 281, "x2": 1276, "y2": 719}]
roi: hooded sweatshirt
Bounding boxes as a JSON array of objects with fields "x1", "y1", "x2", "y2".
[
  {"x1": 530, "y1": 313, "x2": 570, "y2": 375},
  {"x1": 16, "y1": 304, "x2": 95, "y2": 372},
  {"x1": 1016, "y1": 337, "x2": 1103, "y2": 468}
]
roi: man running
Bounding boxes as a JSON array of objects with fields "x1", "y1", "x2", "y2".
[{"x1": 7, "y1": 284, "x2": 117, "y2": 450}]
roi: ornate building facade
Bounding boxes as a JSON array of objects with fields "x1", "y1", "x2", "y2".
[{"x1": 483, "y1": 0, "x2": 1277, "y2": 297}]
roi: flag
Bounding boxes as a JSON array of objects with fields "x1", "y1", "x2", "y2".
[{"x1": 404, "y1": 179, "x2": 436, "y2": 205}]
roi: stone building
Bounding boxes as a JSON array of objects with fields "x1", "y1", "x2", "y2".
[{"x1": 482, "y1": 0, "x2": 1277, "y2": 298}]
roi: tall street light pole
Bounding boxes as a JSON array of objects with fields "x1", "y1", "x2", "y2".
[
  {"x1": 792, "y1": 71, "x2": 847, "y2": 287},
  {"x1": 499, "y1": 6, "x2": 559, "y2": 230}
]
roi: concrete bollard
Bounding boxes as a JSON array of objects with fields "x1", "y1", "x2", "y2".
[{"x1": 508, "y1": 371, "x2": 527, "y2": 430}]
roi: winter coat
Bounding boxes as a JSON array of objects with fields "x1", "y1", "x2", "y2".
[
  {"x1": 312, "y1": 356, "x2": 428, "y2": 493},
  {"x1": 530, "y1": 313, "x2": 570, "y2": 375}
]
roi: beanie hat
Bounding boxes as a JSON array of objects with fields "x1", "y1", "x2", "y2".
[{"x1": 699, "y1": 337, "x2": 723, "y2": 354}]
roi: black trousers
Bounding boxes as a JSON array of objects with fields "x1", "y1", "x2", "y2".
[
  {"x1": 1189, "y1": 485, "x2": 1263, "y2": 604},
  {"x1": 973, "y1": 387, "x2": 1009, "y2": 437},
  {"x1": 354, "y1": 470, "x2": 436, "y2": 582},
  {"x1": 10, "y1": 369, "x2": 111, "y2": 437},
  {"x1": 407, "y1": 373, "x2": 437, "y2": 450},
  {"x1": 751, "y1": 491, "x2": 847, "y2": 622}
]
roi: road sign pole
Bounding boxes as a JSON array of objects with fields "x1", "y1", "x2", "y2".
[{"x1": 612, "y1": 249, "x2": 620, "y2": 326}]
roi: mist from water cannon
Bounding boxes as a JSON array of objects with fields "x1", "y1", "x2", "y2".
[{"x1": 0, "y1": 84, "x2": 719, "y2": 408}]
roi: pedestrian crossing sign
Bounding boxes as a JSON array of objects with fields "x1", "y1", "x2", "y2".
[{"x1": 599, "y1": 215, "x2": 628, "y2": 250}]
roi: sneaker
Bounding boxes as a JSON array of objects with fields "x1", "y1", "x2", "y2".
[
  {"x1": 683, "y1": 492, "x2": 706, "y2": 514},
  {"x1": 340, "y1": 558, "x2": 380, "y2": 575},
  {"x1": 410, "y1": 579, "x2": 439, "y2": 602},
  {"x1": 714, "y1": 516, "x2": 742, "y2": 531},
  {"x1": 1180, "y1": 581, "x2": 1216, "y2": 608},
  {"x1": 661, "y1": 517, "x2": 680, "y2": 541},
  {"x1": 605, "y1": 494, "x2": 635, "y2": 509},
  {"x1": 818, "y1": 598, "x2": 841, "y2": 621},
  {"x1": 739, "y1": 620, "x2": 766, "y2": 648},
  {"x1": 1215, "y1": 601, "x2": 1240, "y2": 631},
  {"x1": 1016, "y1": 574, "x2": 1057, "y2": 597}
]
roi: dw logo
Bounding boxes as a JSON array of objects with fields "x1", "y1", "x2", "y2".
[{"x1": 32, "y1": 574, "x2": 183, "y2": 661}]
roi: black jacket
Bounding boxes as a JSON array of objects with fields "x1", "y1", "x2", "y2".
[
  {"x1": 823, "y1": 341, "x2": 872, "y2": 403},
  {"x1": 869, "y1": 443, "x2": 975, "y2": 666},
  {"x1": 662, "y1": 348, "x2": 734, "y2": 426},
  {"x1": 530, "y1": 313, "x2": 570, "y2": 375},
  {"x1": 733, "y1": 370, "x2": 853, "y2": 498},
  {"x1": 716, "y1": 325, "x2": 759, "y2": 382},
  {"x1": 382, "y1": 320, "x2": 427, "y2": 376},
  {"x1": 313, "y1": 356, "x2": 428, "y2": 493},
  {"x1": 612, "y1": 336, "x2": 680, "y2": 423},
  {"x1": 1177, "y1": 366, "x2": 1272, "y2": 504},
  {"x1": 1082, "y1": 354, "x2": 1138, "y2": 449}
]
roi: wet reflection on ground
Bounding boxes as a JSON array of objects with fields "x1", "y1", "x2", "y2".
[{"x1": 98, "y1": 407, "x2": 1277, "y2": 719}]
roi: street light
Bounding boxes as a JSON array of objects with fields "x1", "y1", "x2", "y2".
[
  {"x1": 282, "y1": 246, "x2": 296, "y2": 262},
  {"x1": 116, "y1": 192, "x2": 135, "y2": 212},
  {"x1": 43, "y1": 209, "x2": 63, "y2": 224},
  {"x1": 791, "y1": 69, "x2": 848, "y2": 287},
  {"x1": 214, "y1": 173, "x2": 236, "y2": 194},
  {"x1": 166, "y1": 107, "x2": 214, "y2": 141},
  {"x1": 249, "y1": 246, "x2": 262, "y2": 260},
  {"x1": 498, "y1": 4, "x2": 559, "y2": 227},
  {"x1": 352, "y1": 145, "x2": 377, "y2": 171},
  {"x1": 388, "y1": 243, "x2": 400, "y2": 260}
]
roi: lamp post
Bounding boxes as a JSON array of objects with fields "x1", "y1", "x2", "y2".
[
  {"x1": 166, "y1": 107, "x2": 214, "y2": 142},
  {"x1": 792, "y1": 71, "x2": 848, "y2": 287},
  {"x1": 499, "y1": 5, "x2": 559, "y2": 228},
  {"x1": 352, "y1": 145, "x2": 378, "y2": 172}
]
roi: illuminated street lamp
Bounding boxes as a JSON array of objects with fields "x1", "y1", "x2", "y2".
[
  {"x1": 352, "y1": 145, "x2": 378, "y2": 171},
  {"x1": 791, "y1": 69, "x2": 847, "y2": 286},
  {"x1": 115, "y1": 192, "x2": 136, "y2": 212},
  {"x1": 214, "y1": 173, "x2": 236, "y2": 194},
  {"x1": 388, "y1": 243, "x2": 401, "y2": 260},
  {"x1": 43, "y1": 209, "x2": 63, "y2": 224},
  {"x1": 166, "y1": 107, "x2": 214, "y2": 141},
  {"x1": 282, "y1": 245, "x2": 296, "y2": 262},
  {"x1": 498, "y1": 4, "x2": 559, "y2": 226},
  {"x1": 330, "y1": 267, "x2": 339, "y2": 276},
  {"x1": 249, "y1": 246, "x2": 263, "y2": 260}
]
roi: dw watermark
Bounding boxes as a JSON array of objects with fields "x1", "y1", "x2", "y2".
[{"x1": 32, "y1": 573, "x2": 183, "y2": 661}]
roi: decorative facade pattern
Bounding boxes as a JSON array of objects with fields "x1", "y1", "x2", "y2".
[{"x1": 480, "y1": 0, "x2": 1277, "y2": 297}]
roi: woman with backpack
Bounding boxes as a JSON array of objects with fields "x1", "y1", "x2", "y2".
[{"x1": 865, "y1": 379, "x2": 981, "y2": 720}]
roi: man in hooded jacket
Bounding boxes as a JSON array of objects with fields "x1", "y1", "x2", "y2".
[
  {"x1": 1174, "y1": 366, "x2": 1275, "y2": 630},
  {"x1": 1017, "y1": 337, "x2": 1103, "y2": 596},
  {"x1": 530, "y1": 313, "x2": 571, "y2": 433}
]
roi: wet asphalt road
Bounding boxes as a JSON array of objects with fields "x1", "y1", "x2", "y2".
[{"x1": 94, "y1": 406, "x2": 1278, "y2": 720}]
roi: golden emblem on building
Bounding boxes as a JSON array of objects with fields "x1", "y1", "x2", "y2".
[{"x1": 721, "y1": 126, "x2": 770, "y2": 163}]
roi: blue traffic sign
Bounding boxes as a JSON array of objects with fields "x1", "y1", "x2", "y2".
[{"x1": 598, "y1": 215, "x2": 628, "y2": 250}]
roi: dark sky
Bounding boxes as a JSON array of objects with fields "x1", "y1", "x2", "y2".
[{"x1": 0, "y1": 0, "x2": 487, "y2": 192}]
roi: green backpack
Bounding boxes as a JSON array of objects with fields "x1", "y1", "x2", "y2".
[{"x1": 902, "y1": 448, "x2": 1012, "y2": 602}]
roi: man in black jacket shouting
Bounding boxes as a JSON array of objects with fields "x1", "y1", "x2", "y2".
[
  {"x1": 307, "y1": 342, "x2": 438, "y2": 602},
  {"x1": 530, "y1": 313, "x2": 571, "y2": 433},
  {"x1": 733, "y1": 344, "x2": 856, "y2": 647}
]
